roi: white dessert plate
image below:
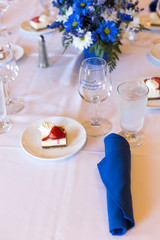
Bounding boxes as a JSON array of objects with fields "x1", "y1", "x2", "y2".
[
  {"x1": 11, "y1": 44, "x2": 24, "y2": 61},
  {"x1": 21, "y1": 116, "x2": 87, "y2": 160},
  {"x1": 140, "y1": 13, "x2": 160, "y2": 31},
  {"x1": 149, "y1": 43, "x2": 160, "y2": 63},
  {"x1": 133, "y1": 77, "x2": 160, "y2": 109},
  {"x1": 20, "y1": 20, "x2": 54, "y2": 35}
]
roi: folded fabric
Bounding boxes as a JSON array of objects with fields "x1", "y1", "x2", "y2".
[
  {"x1": 149, "y1": 0, "x2": 158, "y2": 12},
  {"x1": 97, "y1": 133, "x2": 135, "y2": 235}
]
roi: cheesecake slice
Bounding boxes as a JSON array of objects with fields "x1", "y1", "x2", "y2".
[
  {"x1": 29, "y1": 15, "x2": 49, "y2": 30},
  {"x1": 143, "y1": 77, "x2": 160, "y2": 100},
  {"x1": 39, "y1": 122, "x2": 67, "y2": 148}
]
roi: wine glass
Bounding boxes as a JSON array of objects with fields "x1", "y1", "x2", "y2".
[
  {"x1": 117, "y1": 81, "x2": 149, "y2": 147},
  {"x1": 0, "y1": 42, "x2": 24, "y2": 114},
  {"x1": 0, "y1": 0, "x2": 13, "y2": 36},
  {"x1": 0, "y1": 75, "x2": 12, "y2": 133},
  {"x1": 78, "y1": 57, "x2": 112, "y2": 137},
  {"x1": 40, "y1": 0, "x2": 54, "y2": 17}
]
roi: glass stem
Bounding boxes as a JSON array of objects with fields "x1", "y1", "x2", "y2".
[
  {"x1": 4, "y1": 83, "x2": 11, "y2": 105},
  {"x1": 91, "y1": 102, "x2": 100, "y2": 126},
  {"x1": 0, "y1": 12, "x2": 6, "y2": 31}
]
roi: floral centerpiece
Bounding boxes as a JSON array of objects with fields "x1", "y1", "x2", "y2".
[{"x1": 49, "y1": 0, "x2": 144, "y2": 71}]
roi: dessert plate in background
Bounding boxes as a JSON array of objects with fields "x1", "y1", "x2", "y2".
[
  {"x1": 149, "y1": 43, "x2": 160, "y2": 63},
  {"x1": 21, "y1": 116, "x2": 87, "y2": 160},
  {"x1": 133, "y1": 77, "x2": 160, "y2": 109},
  {"x1": 11, "y1": 44, "x2": 24, "y2": 61},
  {"x1": 20, "y1": 20, "x2": 55, "y2": 35},
  {"x1": 140, "y1": 13, "x2": 160, "y2": 31}
]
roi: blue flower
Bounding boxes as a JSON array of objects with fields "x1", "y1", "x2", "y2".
[
  {"x1": 73, "y1": 0, "x2": 92, "y2": 16},
  {"x1": 96, "y1": 20, "x2": 118, "y2": 42},
  {"x1": 118, "y1": 12, "x2": 133, "y2": 22},
  {"x1": 64, "y1": 13, "x2": 83, "y2": 32}
]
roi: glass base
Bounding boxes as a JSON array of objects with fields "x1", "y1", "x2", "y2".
[
  {"x1": 6, "y1": 98, "x2": 24, "y2": 114},
  {"x1": 0, "y1": 119, "x2": 12, "y2": 134},
  {"x1": 83, "y1": 118, "x2": 112, "y2": 137},
  {"x1": 119, "y1": 131, "x2": 144, "y2": 148}
]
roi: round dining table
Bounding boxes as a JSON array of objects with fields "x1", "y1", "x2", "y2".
[{"x1": 0, "y1": 0, "x2": 160, "y2": 239}]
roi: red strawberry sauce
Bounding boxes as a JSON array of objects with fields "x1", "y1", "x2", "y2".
[{"x1": 42, "y1": 126, "x2": 65, "y2": 141}]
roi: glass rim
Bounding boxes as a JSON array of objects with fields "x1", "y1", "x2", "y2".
[
  {"x1": 117, "y1": 80, "x2": 149, "y2": 100},
  {"x1": 80, "y1": 57, "x2": 107, "y2": 71}
]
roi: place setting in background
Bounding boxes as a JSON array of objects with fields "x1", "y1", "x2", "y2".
[
  {"x1": 134, "y1": 76, "x2": 160, "y2": 109},
  {"x1": 141, "y1": 0, "x2": 160, "y2": 31},
  {"x1": 20, "y1": 0, "x2": 57, "y2": 35}
]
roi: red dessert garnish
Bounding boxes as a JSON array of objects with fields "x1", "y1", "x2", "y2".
[
  {"x1": 144, "y1": 77, "x2": 160, "y2": 90},
  {"x1": 31, "y1": 16, "x2": 40, "y2": 23},
  {"x1": 42, "y1": 126, "x2": 65, "y2": 141}
]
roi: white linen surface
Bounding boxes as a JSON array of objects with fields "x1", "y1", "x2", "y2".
[{"x1": 0, "y1": 0, "x2": 160, "y2": 239}]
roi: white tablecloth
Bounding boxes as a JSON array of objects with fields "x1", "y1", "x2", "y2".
[{"x1": 1, "y1": 0, "x2": 160, "y2": 239}]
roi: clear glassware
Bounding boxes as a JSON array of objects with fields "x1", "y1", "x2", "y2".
[
  {"x1": 78, "y1": 57, "x2": 112, "y2": 137},
  {"x1": 0, "y1": 42, "x2": 24, "y2": 114},
  {"x1": 0, "y1": 78, "x2": 12, "y2": 133},
  {"x1": 117, "y1": 81, "x2": 149, "y2": 147},
  {"x1": 40, "y1": 0, "x2": 54, "y2": 17},
  {"x1": 0, "y1": 0, "x2": 13, "y2": 36}
]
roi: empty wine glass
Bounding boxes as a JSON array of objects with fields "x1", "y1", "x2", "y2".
[
  {"x1": 0, "y1": 0, "x2": 13, "y2": 36},
  {"x1": 0, "y1": 77, "x2": 12, "y2": 133},
  {"x1": 0, "y1": 42, "x2": 24, "y2": 114},
  {"x1": 40, "y1": 0, "x2": 54, "y2": 17},
  {"x1": 78, "y1": 57, "x2": 112, "y2": 137}
]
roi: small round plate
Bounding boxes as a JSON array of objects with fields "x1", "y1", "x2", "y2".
[
  {"x1": 11, "y1": 44, "x2": 24, "y2": 61},
  {"x1": 21, "y1": 116, "x2": 87, "y2": 160},
  {"x1": 20, "y1": 20, "x2": 54, "y2": 35}
]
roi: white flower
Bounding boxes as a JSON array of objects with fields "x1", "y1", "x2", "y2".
[
  {"x1": 120, "y1": 16, "x2": 140, "y2": 31},
  {"x1": 72, "y1": 30, "x2": 93, "y2": 51},
  {"x1": 127, "y1": 0, "x2": 137, "y2": 4},
  {"x1": 56, "y1": 6, "x2": 73, "y2": 23},
  {"x1": 101, "y1": 9, "x2": 118, "y2": 22}
]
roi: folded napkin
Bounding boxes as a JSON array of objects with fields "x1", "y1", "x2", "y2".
[
  {"x1": 149, "y1": 0, "x2": 158, "y2": 12},
  {"x1": 97, "y1": 133, "x2": 135, "y2": 236}
]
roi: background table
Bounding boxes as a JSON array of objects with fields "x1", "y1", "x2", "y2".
[{"x1": 0, "y1": 0, "x2": 160, "y2": 239}]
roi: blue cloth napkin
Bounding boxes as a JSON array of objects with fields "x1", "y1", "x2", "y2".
[
  {"x1": 97, "y1": 133, "x2": 135, "y2": 235},
  {"x1": 149, "y1": 0, "x2": 158, "y2": 12}
]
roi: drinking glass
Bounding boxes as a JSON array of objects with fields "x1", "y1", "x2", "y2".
[
  {"x1": 40, "y1": 0, "x2": 54, "y2": 16},
  {"x1": 0, "y1": 78, "x2": 12, "y2": 133},
  {"x1": 0, "y1": 42, "x2": 24, "y2": 114},
  {"x1": 78, "y1": 57, "x2": 112, "y2": 137},
  {"x1": 0, "y1": 0, "x2": 13, "y2": 36},
  {"x1": 117, "y1": 81, "x2": 149, "y2": 147}
]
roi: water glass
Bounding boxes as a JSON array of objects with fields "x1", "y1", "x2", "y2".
[
  {"x1": 117, "y1": 81, "x2": 149, "y2": 147},
  {"x1": 0, "y1": 78, "x2": 12, "y2": 133}
]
